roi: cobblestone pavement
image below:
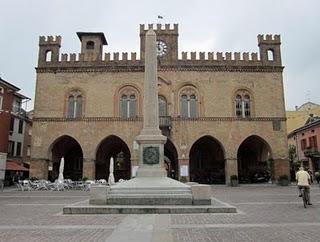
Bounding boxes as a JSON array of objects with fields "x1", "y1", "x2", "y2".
[{"x1": 0, "y1": 184, "x2": 319, "y2": 242}]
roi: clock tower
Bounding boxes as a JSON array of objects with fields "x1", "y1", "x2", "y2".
[{"x1": 140, "y1": 24, "x2": 178, "y2": 63}]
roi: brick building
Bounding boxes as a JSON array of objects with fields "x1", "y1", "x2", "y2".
[
  {"x1": 30, "y1": 24, "x2": 289, "y2": 184},
  {"x1": 0, "y1": 78, "x2": 31, "y2": 185},
  {"x1": 288, "y1": 115, "x2": 320, "y2": 174}
]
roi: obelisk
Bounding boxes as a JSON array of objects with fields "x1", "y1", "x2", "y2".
[{"x1": 135, "y1": 28, "x2": 167, "y2": 177}]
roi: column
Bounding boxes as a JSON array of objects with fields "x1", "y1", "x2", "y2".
[
  {"x1": 273, "y1": 158, "x2": 290, "y2": 181},
  {"x1": 225, "y1": 158, "x2": 238, "y2": 185},
  {"x1": 83, "y1": 158, "x2": 95, "y2": 180},
  {"x1": 30, "y1": 159, "x2": 49, "y2": 180}
]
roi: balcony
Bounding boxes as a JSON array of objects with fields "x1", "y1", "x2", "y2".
[
  {"x1": 159, "y1": 116, "x2": 172, "y2": 129},
  {"x1": 304, "y1": 147, "x2": 320, "y2": 158}
]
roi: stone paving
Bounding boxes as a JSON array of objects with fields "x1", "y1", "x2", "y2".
[{"x1": 0, "y1": 184, "x2": 319, "y2": 242}]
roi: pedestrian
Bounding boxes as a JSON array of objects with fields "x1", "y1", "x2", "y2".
[
  {"x1": 307, "y1": 169, "x2": 313, "y2": 184},
  {"x1": 315, "y1": 171, "x2": 320, "y2": 184},
  {"x1": 296, "y1": 167, "x2": 312, "y2": 205}
]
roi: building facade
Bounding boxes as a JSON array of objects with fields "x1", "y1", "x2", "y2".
[
  {"x1": 286, "y1": 102, "x2": 320, "y2": 134},
  {"x1": 30, "y1": 24, "x2": 289, "y2": 184},
  {"x1": 288, "y1": 115, "x2": 320, "y2": 174},
  {"x1": 0, "y1": 78, "x2": 31, "y2": 185}
]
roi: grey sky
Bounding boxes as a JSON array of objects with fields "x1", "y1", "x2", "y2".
[{"x1": 0, "y1": 0, "x2": 319, "y2": 111}]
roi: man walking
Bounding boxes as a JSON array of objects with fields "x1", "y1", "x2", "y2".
[{"x1": 296, "y1": 167, "x2": 312, "y2": 205}]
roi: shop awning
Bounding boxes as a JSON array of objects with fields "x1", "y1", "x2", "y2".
[{"x1": 6, "y1": 161, "x2": 29, "y2": 171}]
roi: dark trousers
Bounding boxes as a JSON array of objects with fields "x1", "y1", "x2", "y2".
[{"x1": 298, "y1": 185, "x2": 311, "y2": 203}]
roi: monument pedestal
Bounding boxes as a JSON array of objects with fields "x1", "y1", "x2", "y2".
[
  {"x1": 135, "y1": 133, "x2": 167, "y2": 177},
  {"x1": 105, "y1": 177, "x2": 193, "y2": 205}
]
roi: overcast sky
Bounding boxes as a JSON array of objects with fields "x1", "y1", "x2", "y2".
[{"x1": 0, "y1": 0, "x2": 319, "y2": 111}]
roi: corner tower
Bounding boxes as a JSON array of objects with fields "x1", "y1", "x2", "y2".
[
  {"x1": 38, "y1": 36, "x2": 61, "y2": 66},
  {"x1": 140, "y1": 24, "x2": 178, "y2": 63},
  {"x1": 258, "y1": 34, "x2": 282, "y2": 65}
]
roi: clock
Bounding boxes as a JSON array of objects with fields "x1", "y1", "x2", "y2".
[{"x1": 156, "y1": 40, "x2": 167, "y2": 56}]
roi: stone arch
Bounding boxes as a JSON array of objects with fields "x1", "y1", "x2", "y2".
[
  {"x1": 114, "y1": 84, "x2": 142, "y2": 117},
  {"x1": 189, "y1": 135, "x2": 225, "y2": 184},
  {"x1": 45, "y1": 50, "x2": 52, "y2": 62},
  {"x1": 95, "y1": 135, "x2": 131, "y2": 181},
  {"x1": 164, "y1": 139, "x2": 179, "y2": 180},
  {"x1": 237, "y1": 135, "x2": 273, "y2": 183},
  {"x1": 86, "y1": 41, "x2": 95, "y2": 50},
  {"x1": 48, "y1": 135, "x2": 83, "y2": 181},
  {"x1": 267, "y1": 49, "x2": 275, "y2": 61}
]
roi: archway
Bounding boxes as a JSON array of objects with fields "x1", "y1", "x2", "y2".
[
  {"x1": 164, "y1": 139, "x2": 178, "y2": 180},
  {"x1": 95, "y1": 135, "x2": 131, "y2": 181},
  {"x1": 237, "y1": 135, "x2": 272, "y2": 183},
  {"x1": 50, "y1": 135, "x2": 83, "y2": 181},
  {"x1": 189, "y1": 136, "x2": 225, "y2": 184}
]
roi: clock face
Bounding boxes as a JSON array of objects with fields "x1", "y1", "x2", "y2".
[{"x1": 156, "y1": 40, "x2": 168, "y2": 56}]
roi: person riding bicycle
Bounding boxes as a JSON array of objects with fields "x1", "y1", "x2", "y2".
[{"x1": 296, "y1": 166, "x2": 312, "y2": 205}]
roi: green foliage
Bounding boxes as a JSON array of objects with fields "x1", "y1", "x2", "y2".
[
  {"x1": 29, "y1": 177, "x2": 38, "y2": 181},
  {"x1": 288, "y1": 145, "x2": 297, "y2": 162},
  {"x1": 278, "y1": 174, "x2": 289, "y2": 181},
  {"x1": 179, "y1": 176, "x2": 187, "y2": 183},
  {"x1": 82, "y1": 177, "x2": 88, "y2": 181},
  {"x1": 230, "y1": 175, "x2": 238, "y2": 180}
]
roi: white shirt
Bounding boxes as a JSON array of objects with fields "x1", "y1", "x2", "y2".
[{"x1": 296, "y1": 170, "x2": 311, "y2": 186}]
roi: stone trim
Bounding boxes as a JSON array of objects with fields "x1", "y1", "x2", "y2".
[
  {"x1": 33, "y1": 116, "x2": 286, "y2": 122},
  {"x1": 36, "y1": 64, "x2": 283, "y2": 73}
]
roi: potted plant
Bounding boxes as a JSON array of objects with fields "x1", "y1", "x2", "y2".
[
  {"x1": 179, "y1": 176, "x2": 188, "y2": 183},
  {"x1": 278, "y1": 174, "x2": 289, "y2": 186},
  {"x1": 230, "y1": 175, "x2": 239, "y2": 187}
]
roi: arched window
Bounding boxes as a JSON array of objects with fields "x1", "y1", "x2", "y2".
[
  {"x1": 267, "y1": 49, "x2": 274, "y2": 61},
  {"x1": 158, "y1": 96, "x2": 167, "y2": 116},
  {"x1": 67, "y1": 90, "x2": 83, "y2": 118},
  {"x1": 120, "y1": 94, "x2": 136, "y2": 118},
  {"x1": 45, "y1": 50, "x2": 52, "y2": 62},
  {"x1": 235, "y1": 90, "x2": 252, "y2": 118},
  {"x1": 86, "y1": 41, "x2": 95, "y2": 50},
  {"x1": 179, "y1": 86, "x2": 198, "y2": 118},
  {"x1": 119, "y1": 86, "x2": 139, "y2": 119}
]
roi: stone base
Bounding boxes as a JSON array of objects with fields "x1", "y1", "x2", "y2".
[
  {"x1": 136, "y1": 166, "x2": 167, "y2": 177},
  {"x1": 63, "y1": 198, "x2": 237, "y2": 214},
  {"x1": 103, "y1": 177, "x2": 193, "y2": 205}
]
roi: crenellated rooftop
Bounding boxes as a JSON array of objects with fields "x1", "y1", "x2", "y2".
[{"x1": 37, "y1": 25, "x2": 283, "y2": 72}]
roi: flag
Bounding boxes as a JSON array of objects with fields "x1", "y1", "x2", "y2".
[{"x1": 158, "y1": 15, "x2": 163, "y2": 19}]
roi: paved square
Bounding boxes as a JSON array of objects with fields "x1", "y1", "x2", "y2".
[{"x1": 0, "y1": 184, "x2": 319, "y2": 241}]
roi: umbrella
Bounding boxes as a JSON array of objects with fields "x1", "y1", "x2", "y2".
[
  {"x1": 108, "y1": 157, "x2": 115, "y2": 185},
  {"x1": 58, "y1": 157, "x2": 64, "y2": 182}
]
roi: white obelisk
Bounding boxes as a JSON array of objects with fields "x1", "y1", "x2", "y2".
[{"x1": 135, "y1": 28, "x2": 167, "y2": 177}]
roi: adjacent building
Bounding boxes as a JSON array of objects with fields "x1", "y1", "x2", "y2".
[
  {"x1": 0, "y1": 78, "x2": 31, "y2": 185},
  {"x1": 286, "y1": 102, "x2": 320, "y2": 134},
  {"x1": 30, "y1": 24, "x2": 289, "y2": 184},
  {"x1": 288, "y1": 114, "x2": 320, "y2": 174}
]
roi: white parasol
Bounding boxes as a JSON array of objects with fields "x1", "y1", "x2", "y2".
[
  {"x1": 108, "y1": 157, "x2": 115, "y2": 185},
  {"x1": 58, "y1": 157, "x2": 64, "y2": 182}
]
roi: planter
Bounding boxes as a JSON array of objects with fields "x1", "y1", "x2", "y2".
[
  {"x1": 278, "y1": 179, "x2": 289, "y2": 186},
  {"x1": 230, "y1": 179, "x2": 239, "y2": 187}
]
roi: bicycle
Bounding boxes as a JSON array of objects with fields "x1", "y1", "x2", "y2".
[{"x1": 299, "y1": 186, "x2": 309, "y2": 208}]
